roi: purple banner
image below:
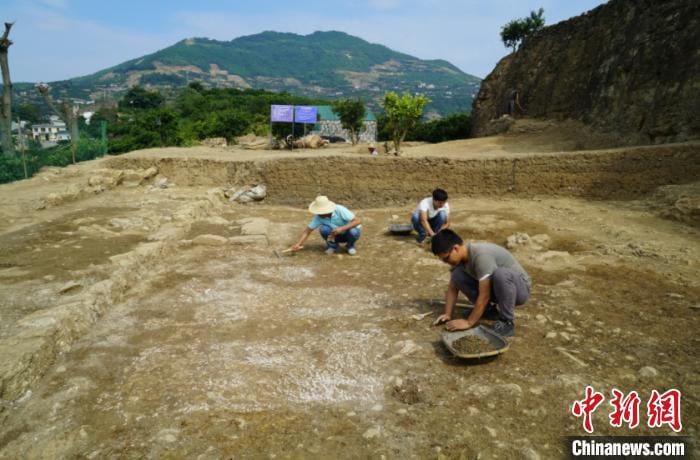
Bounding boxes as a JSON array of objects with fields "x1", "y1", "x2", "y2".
[
  {"x1": 271, "y1": 105, "x2": 294, "y2": 122},
  {"x1": 294, "y1": 106, "x2": 318, "y2": 124}
]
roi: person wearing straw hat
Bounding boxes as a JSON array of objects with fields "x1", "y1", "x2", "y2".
[
  {"x1": 290, "y1": 196, "x2": 362, "y2": 255},
  {"x1": 368, "y1": 143, "x2": 378, "y2": 156}
]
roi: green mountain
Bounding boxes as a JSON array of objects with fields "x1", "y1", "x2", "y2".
[{"x1": 16, "y1": 31, "x2": 481, "y2": 116}]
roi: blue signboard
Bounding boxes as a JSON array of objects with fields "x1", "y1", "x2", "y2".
[
  {"x1": 271, "y1": 105, "x2": 294, "y2": 122},
  {"x1": 294, "y1": 106, "x2": 318, "y2": 124}
]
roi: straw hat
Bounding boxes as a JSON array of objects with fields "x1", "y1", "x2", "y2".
[
  {"x1": 308, "y1": 195, "x2": 337, "y2": 214},
  {"x1": 368, "y1": 143, "x2": 375, "y2": 149}
]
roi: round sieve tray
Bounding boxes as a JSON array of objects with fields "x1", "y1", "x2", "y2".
[
  {"x1": 388, "y1": 223, "x2": 413, "y2": 235},
  {"x1": 441, "y1": 326, "x2": 509, "y2": 359}
]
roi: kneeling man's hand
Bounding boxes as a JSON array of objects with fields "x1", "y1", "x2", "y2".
[
  {"x1": 445, "y1": 319, "x2": 471, "y2": 332},
  {"x1": 433, "y1": 313, "x2": 450, "y2": 325}
]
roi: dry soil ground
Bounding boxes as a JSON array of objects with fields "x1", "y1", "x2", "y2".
[{"x1": 0, "y1": 132, "x2": 698, "y2": 459}]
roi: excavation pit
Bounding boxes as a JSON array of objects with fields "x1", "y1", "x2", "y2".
[{"x1": 1, "y1": 140, "x2": 698, "y2": 458}]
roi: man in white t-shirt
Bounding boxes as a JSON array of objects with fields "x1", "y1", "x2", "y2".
[{"x1": 411, "y1": 188, "x2": 450, "y2": 243}]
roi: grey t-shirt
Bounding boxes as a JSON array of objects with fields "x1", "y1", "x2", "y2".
[{"x1": 461, "y1": 243, "x2": 531, "y2": 287}]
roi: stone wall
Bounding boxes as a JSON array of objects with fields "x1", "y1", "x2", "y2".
[
  {"x1": 107, "y1": 143, "x2": 700, "y2": 207},
  {"x1": 313, "y1": 120, "x2": 377, "y2": 143},
  {"x1": 471, "y1": 0, "x2": 700, "y2": 145}
]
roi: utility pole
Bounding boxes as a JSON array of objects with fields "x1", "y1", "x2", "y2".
[{"x1": 16, "y1": 116, "x2": 27, "y2": 178}]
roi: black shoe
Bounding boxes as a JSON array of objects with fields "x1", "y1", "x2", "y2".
[
  {"x1": 415, "y1": 235, "x2": 425, "y2": 243},
  {"x1": 463, "y1": 304, "x2": 499, "y2": 320},
  {"x1": 483, "y1": 303, "x2": 500, "y2": 320},
  {"x1": 491, "y1": 320, "x2": 515, "y2": 338}
]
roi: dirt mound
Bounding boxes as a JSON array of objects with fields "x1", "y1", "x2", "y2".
[{"x1": 649, "y1": 182, "x2": 700, "y2": 227}]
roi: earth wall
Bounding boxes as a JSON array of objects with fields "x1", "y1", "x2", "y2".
[
  {"x1": 471, "y1": 0, "x2": 700, "y2": 144},
  {"x1": 106, "y1": 144, "x2": 700, "y2": 207}
]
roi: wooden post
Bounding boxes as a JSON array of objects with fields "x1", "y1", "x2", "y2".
[{"x1": 16, "y1": 116, "x2": 27, "y2": 178}]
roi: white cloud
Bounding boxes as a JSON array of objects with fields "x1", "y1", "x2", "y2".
[{"x1": 10, "y1": 8, "x2": 174, "y2": 81}]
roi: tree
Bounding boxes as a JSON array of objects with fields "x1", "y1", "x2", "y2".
[
  {"x1": 108, "y1": 107, "x2": 180, "y2": 153},
  {"x1": 118, "y1": 86, "x2": 164, "y2": 110},
  {"x1": 331, "y1": 98, "x2": 365, "y2": 145},
  {"x1": 411, "y1": 112, "x2": 471, "y2": 143},
  {"x1": 500, "y1": 8, "x2": 545, "y2": 52},
  {"x1": 16, "y1": 103, "x2": 41, "y2": 124},
  {"x1": 500, "y1": 20, "x2": 527, "y2": 52},
  {"x1": 381, "y1": 91, "x2": 429, "y2": 155},
  {"x1": 0, "y1": 22, "x2": 14, "y2": 156},
  {"x1": 36, "y1": 83, "x2": 80, "y2": 163}
]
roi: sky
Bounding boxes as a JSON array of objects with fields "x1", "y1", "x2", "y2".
[{"x1": 4, "y1": 0, "x2": 607, "y2": 83}]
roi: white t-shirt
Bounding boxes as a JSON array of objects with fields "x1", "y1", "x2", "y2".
[{"x1": 415, "y1": 197, "x2": 450, "y2": 219}]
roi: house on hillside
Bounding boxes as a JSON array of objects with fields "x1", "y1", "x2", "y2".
[
  {"x1": 31, "y1": 115, "x2": 71, "y2": 147},
  {"x1": 312, "y1": 106, "x2": 377, "y2": 143}
]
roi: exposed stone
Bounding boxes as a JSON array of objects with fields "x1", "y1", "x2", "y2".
[
  {"x1": 204, "y1": 216, "x2": 230, "y2": 226},
  {"x1": 192, "y1": 234, "x2": 229, "y2": 246},
  {"x1": 200, "y1": 137, "x2": 227, "y2": 148},
  {"x1": 58, "y1": 281, "x2": 82, "y2": 294},
  {"x1": 292, "y1": 134, "x2": 329, "y2": 149},
  {"x1": 506, "y1": 232, "x2": 531, "y2": 248},
  {"x1": 556, "y1": 374, "x2": 586, "y2": 388},
  {"x1": 239, "y1": 217, "x2": 270, "y2": 236},
  {"x1": 556, "y1": 348, "x2": 588, "y2": 367},
  {"x1": 228, "y1": 235, "x2": 267, "y2": 245},
  {"x1": 639, "y1": 366, "x2": 659, "y2": 379},
  {"x1": 466, "y1": 384, "x2": 492, "y2": 398},
  {"x1": 530, "y1": 234, "x2": 551, "y2": 248},
  {"x1": 227, "y1": 184, "x2": 267, "y2": 203},
  {"x1": 496, "y1": 383, "x2": 523, "y2": 399},
  {"x1": 155, "y1": 428, "x2": 179, "y2": 443},
  {"x1": 362, "y1": 426, "x2": 382, "y2": 439},
  {"x1": 387, "y1": 340, "x2": 422, "y2": 360},
  {"x1": 122, "y1": 167, "x2": 158, "y2": 187}
]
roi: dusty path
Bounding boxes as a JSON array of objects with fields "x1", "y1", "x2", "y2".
[{"x1": 1, "y1": 175, "x2": 698, "y2": 457}]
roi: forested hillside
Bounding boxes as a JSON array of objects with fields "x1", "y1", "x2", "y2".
[{"x1": 13, "y1": 31, "x2": 480, "y2": 116}]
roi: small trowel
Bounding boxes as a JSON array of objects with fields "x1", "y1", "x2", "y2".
[{"x1": 273, "y1": 247, "x2": 301, "y2": 259}]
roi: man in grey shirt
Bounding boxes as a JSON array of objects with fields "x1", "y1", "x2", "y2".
[{"x1": 431, "y1": 229, "x2": 531, "y2": 337}]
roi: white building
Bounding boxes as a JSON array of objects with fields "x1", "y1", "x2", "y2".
[{"x1": 31, "y1": 116, "x2": 71, "y2": 147}]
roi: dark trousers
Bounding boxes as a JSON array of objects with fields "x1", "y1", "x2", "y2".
[
  {"x1": 411, "y1": 211, "x2": 447, "y2": 239},
  {"x1": 319, "y1": 224, "x2": 360, "y2": 249},
  {"x1": 450, "y1": 267, "x2": 530, "y2": 321}
]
